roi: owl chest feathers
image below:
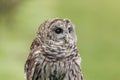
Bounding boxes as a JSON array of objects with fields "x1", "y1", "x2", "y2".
[{"x1": 29, "y1": 48, "x2": 82, "y2": 80}]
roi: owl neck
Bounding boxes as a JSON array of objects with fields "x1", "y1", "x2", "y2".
[
  {"x1": 34, "y1": 37, "x2": 77, "y2": 60},
  {"x1": 42, "y1": 41, "x2": 77, "y2": 60}
]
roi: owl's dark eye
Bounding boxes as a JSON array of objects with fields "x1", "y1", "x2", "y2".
[
  {"x1": 55, "y1": 28, "x2": 63, "y2": 34},
  {"x1": 68, "y1": 27, "x2": 73, "y2": 33}
]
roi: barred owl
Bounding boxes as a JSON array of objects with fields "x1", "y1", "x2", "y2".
[{"x1": 24, "y1": 18, "x2": 83, "y2": 80}]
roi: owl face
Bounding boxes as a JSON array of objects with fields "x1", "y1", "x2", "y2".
[{"x1": 46, "y1": 19, "x2": 77, "y2": 46}]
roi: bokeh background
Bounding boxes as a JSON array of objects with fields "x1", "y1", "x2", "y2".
[{"x1": 0, "y1": 0, "x2": 120, "y2": 80}]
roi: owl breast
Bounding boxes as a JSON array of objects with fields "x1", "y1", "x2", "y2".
[{"x1": 31, "y1": 50, "x2": 82, "y2": 80}]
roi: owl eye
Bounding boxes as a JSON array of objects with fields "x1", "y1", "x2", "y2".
[
  {"x1": 68, "y1": 27, "x2": 73, "y2": 33},
  {"x1": 55, "y1": 28, "x2": 63, "y2": 34}
]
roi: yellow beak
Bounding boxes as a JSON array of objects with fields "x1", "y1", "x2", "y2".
[{"x1": 65, "y1": 35, "x2": 69, "y2": 43}]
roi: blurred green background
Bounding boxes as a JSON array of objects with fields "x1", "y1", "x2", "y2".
[{"x1": 0, "y1": 0, "x2": 120, "y2": 80}]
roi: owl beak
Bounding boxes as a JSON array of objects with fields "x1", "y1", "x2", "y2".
[{"x1": 65, "y1": 35, "x2": 69, "y2": 43}]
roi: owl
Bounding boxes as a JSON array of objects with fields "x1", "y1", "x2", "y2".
[{"x1": 24, "y1": 18, "x2": 83, "y2": 80}]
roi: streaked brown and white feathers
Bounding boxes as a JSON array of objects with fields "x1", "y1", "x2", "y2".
[{"x1": 24, "y1": 18, "x2": 83, "y2": 80}]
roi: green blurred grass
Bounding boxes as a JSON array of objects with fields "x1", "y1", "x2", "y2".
[{"x1": 0, "y1": 0, "x2": 120, "y2": 80}]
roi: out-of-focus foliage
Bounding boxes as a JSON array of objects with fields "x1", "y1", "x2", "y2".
[{"x1": 0, "y1": 0, "x2": 120, "y2": 80}]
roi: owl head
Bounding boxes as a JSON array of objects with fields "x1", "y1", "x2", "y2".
[{"x1": 36, "y1": 18, "x2": 77, "y2": 48}]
